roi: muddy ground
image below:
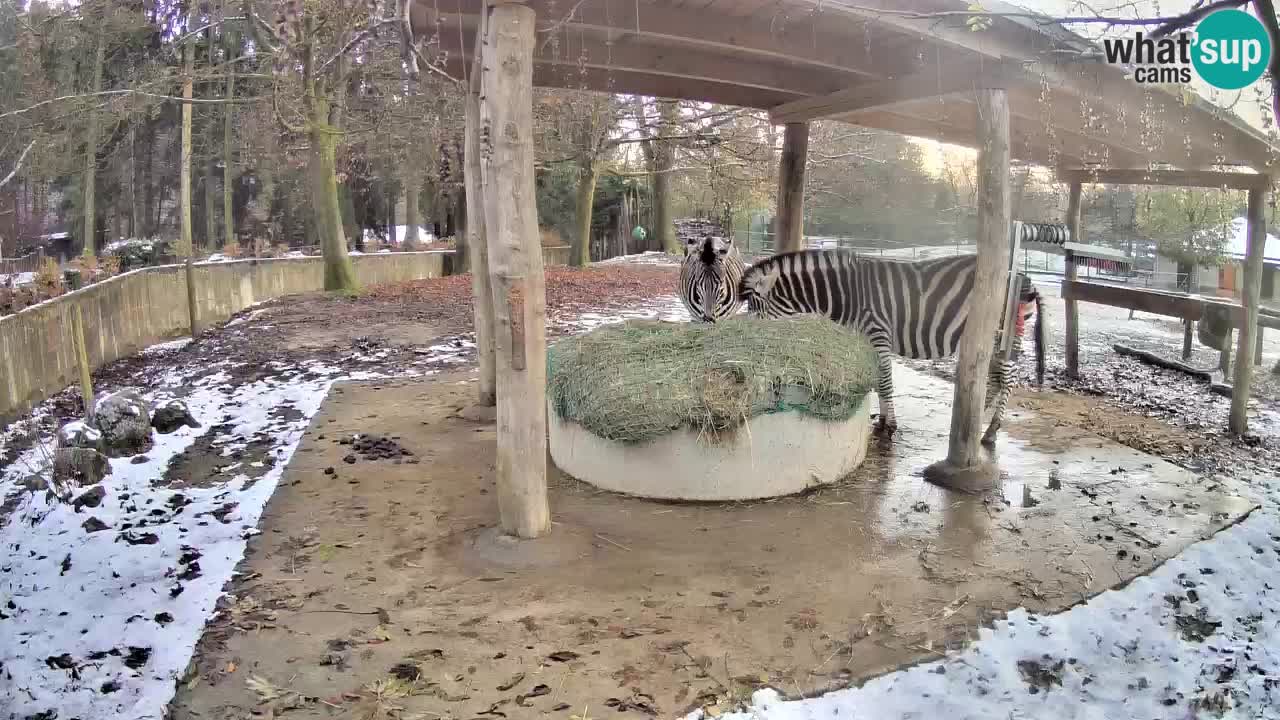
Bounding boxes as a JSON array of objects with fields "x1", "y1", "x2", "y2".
[{"x1": 4, "y1": 262, "x2": 1279, "y2": 719}]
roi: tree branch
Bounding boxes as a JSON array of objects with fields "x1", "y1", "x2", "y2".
[
  {"x1": 0, "y1": 139, "x2": 36, "y2": 190},
  {"x1": 318, "y1": 17, "x2": 399, "y2": 73},
  {"x1": 0, "y1": 89, "x2": 264, "y2": 120},
  {"x1": 1150, "y1": 0, "x2": 1251, "y2": 37},
  {"x1": 1251, "y1": 0, "x2": 1280, "y2": 132},
  {"x1": 841, "y1": 2, "x2": 1245, "y2": 28}
]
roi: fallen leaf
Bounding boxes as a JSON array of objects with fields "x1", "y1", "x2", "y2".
[
  {"x1": 547, "y1": 650, "x2": 579, "y2": 663},
  {"x1": 496, "y1": 672, "x2": 525, "y2": 691},
  {"x1": 225, "y1": 661, "x2": 237, "y2": 673}
]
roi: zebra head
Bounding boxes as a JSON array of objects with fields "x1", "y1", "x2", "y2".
[
  {"x1": 739, "y1": 261, "x2": 785, "y2": 318},
  {"x1": 685, "y1": 234, "x2": 735, "y2": 268}
]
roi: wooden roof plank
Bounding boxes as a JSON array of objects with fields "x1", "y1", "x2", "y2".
[
  {"x1": 1057, "y1": 168, "x2": 1274, "y2": 190},
  {"x1": 768, "y1": 61, "x2": 1023, "y2": 124}
]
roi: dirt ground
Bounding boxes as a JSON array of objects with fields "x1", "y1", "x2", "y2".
[
  {"x1": 168, "y1": 367, "x2": 1253, "y2": 720},
  {"x1": 7, "y1": 263, "x2": 1279, "y2": 719}
]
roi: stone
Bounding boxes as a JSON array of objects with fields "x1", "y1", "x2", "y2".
[
  {"x1": 57, "y1": 420, "x2": 103, "y2": 452},
  {"x1": 72, "y1": 486, "x2": 107, "y2": 512},
  {"x1": 93, "y1": 390, "x2": 153, "y2": 456},
  {"x1": 53, "y1": 448, "x2": 111, "y2": 489},
  {"x1": 151, "y1": 399, "x2": 200, "y2": 434}
]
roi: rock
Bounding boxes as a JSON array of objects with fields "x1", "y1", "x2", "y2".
[
  {"x1": 57, "y1": 420, "x2": 103, "y2": 451},
  {"x1": 94, "y1": 390, "x2": 153, "y2": 456},
  {"x1": 82, "y1": 517, "x2": 109, "y2": 533},
  {"x1": 72, "y1": 485, "x2": 107, "y2": 512},
  {"x1": 53, "y1": 448, "x2": 111, "y2": 489},
  {"x1": 151, "y1": 399, "x2": 199, "y2": 434}
]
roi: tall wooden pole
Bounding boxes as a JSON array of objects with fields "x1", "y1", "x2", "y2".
[
  {"x1": 480, "y1": 1, "x2": 550, "y2": 538},
  {"x1": 72, "y1": 305, "x2": 94, "y2": 421},
  {"x1": 775, "y1": 121, "x2": 809, "y2": 252},
  {"x1": 1230, "y1": 186, "x2": 1266, "y2": 435},
  {"x1": 926, "y1": 87, "x2": 1010, "y2": 488},
  {"x1": 465, "y1": 10, "x2": 496, "y2": 407},
  {"x1": 1064, "y1": 183, "x2": 1083, "y2": 378}
]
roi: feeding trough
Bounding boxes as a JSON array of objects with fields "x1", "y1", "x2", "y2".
[{"x1": 546, "y1": 317, "x2": 878, "y2": 501}]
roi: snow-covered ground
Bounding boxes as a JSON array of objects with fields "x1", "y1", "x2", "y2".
[
  {"x1": 4, "y1": 255, "x2": 1279, "y2": 719},
  {"x1": 694, "y1": 503, "x2": 1280, "y2": 720},
  {"x1": 0, "y1": 337, "x2": 447, "y2": 718},
  {"x1": 0, "y1": 271, "x2": 36, "y2": 287}
]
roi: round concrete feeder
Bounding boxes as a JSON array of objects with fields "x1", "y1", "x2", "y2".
[{"x1": 548, "y1": 398, "x2": 872, "y2": 502}]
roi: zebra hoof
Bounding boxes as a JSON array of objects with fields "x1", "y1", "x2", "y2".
[{"x1": 873, "y1": 422, "x2": 897, "y2": 439}]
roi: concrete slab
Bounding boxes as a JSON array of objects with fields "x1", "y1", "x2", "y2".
[{"x1": 170, "y1": 367, "x2": 1255, "y2": 720}]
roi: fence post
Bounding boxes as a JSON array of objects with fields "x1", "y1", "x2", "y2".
[
  {"x1": 185, "y1": 256, "x2": 199, "y2": 338},
  {"x1": 72, "y1": 305, "x2": 95, "y2": 421}
]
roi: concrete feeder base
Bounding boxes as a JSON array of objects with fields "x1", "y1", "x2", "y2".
[{"x1": 547, "y1": 395, "x2": 872, "y2": 502}]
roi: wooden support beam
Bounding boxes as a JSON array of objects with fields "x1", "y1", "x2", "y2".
[
  {"x1": 1063, "y1": 279, "x2": 1205, "y2": 321},
  {"x1": 424, "y1": 0, "x2": 899, "y2": 79},
  {"x1": 438, "y1": 23, "x2": 849, "y2": 97},
  {"x1": 769, "y1": 61, "x2": 1019, "y2": 125},
  {"x1": 1057, "y1": 168, "x2": 1273, "y2": 191},
  {"x1": 1064, "y1": 184, "x2": 1082, "y2": 379},
  {"x1": 839, "y1": 107, "x2": 1085, "y2": 170},
  {"x1": 441, "y1": 58, "x2": 803, "y2": 109},
  {"x1": 775, "y1": 122, "x2": 809, "y2": 253},
  {"x1": 926, "y1": 87, "x2": 1010, "y2": 489},
  {"x1": 1230, "y1": 186, "x2": 1267, "y2": 435},
  {"x1": 480, "y1": 1, "x2": 550, "y2": 538},
  {"x1": 465, "y1": 14, "x2": 495, "y2": 407}
]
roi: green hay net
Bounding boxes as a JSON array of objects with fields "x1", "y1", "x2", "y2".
[{"x1": 547, "y1": 316, "x2": 879, "y2": 444}]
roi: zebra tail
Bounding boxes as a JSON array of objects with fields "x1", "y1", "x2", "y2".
[{"x1": 1033, "y1": 286, "x2": 1046, "y2": 386}]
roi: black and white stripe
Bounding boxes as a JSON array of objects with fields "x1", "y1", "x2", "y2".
[
  {"x1": 680, "y1": 235, "x2": 746, "y2": 323},
  {"x1": 738, "y1": 250, "x2": 1045, "y2": 443}
]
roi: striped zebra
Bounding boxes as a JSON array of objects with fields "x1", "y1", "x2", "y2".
[
  {"x1": 680, "y1": 235, "x2": 746, "y2": 322},
  {"x1": 738, "y1": 250, "x2": 1045, "y2": 444}
]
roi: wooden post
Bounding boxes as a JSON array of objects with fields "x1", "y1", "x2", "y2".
[
  {"x1": 465, "y1": 11, "x2": 496, "y2": 407},
  {"x1": 185, "y1": 255, "x2": 199, "y2": 338},
  {"x1": 480, "y1": 1, "x2": 550, "y2": 538},
  {"x1": 1230, "y1": 186, "x2": 1266, "y2": 435},
  {"x1": 775, "y1": 121, "x2": 809, "y2": 252},
  {"x1": 1064, "y1": 183, "x2": 1082, "y2": 379},
  {"x1": 924, "y1": 87, "x2": 1010, "y2": 488},
  {"x1": 1256, "y1": 328, "x2": 1265, "y2": 366},
  {"x1": 1219, "y1": 330, "x2": 1232, "y2": 374},
  {"x1": 72, "y1": 305, "x2": 94, "y2": 421}
]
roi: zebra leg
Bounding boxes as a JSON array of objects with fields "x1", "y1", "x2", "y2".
[
  {"x1": 869, "y1": 335, "x2": 898, "y2": 437},
  {"x1": 982, "y1": 333, "x2": 1021, "y2": 446}
]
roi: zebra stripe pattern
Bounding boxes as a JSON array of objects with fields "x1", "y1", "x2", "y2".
[
  {"x1": 738, "y1": 249, "x2": 1045, "y2": 443},
  {"x1": 679, "y1": 235, "x2": 746, "y2": 323}
]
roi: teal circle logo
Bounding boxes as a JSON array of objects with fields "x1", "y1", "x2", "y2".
[{"x1": 1193, "y1": 10, "x2": 1271, "y2": 90}]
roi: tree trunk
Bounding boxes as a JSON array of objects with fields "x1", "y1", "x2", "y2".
[
  {"x1": 571, "y1": 158, "x2": 598, "y2": 266},
  {"x1": 452, "y1": 181, "x2": 467, "y2": 271},
  {"x1": 310, "y1": 118, "x2": 357, "y2": 290},
  {"x1": 82, "y1": 20, "x2": 106, "y2": 257},
  {"x1": 404, "y1": 179, "x2": 420, "y2": 245},
  {"x1": 179, "y1": 7, "x2": 195, "y2": 256},
  {"x1": 222, "y1": 29, "x2": 237, "y2": 249},
  {"x1": 144, "y1": 122, "x2": 155, "y2": 238},
  {"x1": 203, "y1": 24, "x2": 218, "y2": 249},
  {"x1": 775, "y1": 122, "x2": 809, "y2": 253}
]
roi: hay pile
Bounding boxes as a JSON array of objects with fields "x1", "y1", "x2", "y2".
[{"x1": 547, "y1": 316, "x2": 878, "y2": 443}]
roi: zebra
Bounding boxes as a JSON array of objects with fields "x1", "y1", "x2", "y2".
[
  {"x1": 738, "y1": 250, "x2": 1046, "y2": 444},
  {"x1": 679, "y1": 235, "x2": 746, "y2": 323}
]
